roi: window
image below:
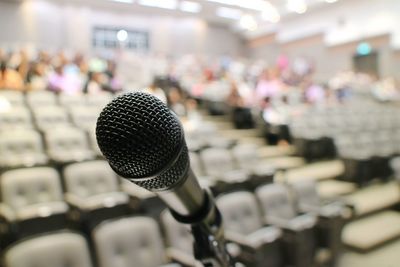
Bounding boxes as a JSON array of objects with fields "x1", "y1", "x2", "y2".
[{"x1": 92, "y1": 27, "x2": 149, "y2": 51}]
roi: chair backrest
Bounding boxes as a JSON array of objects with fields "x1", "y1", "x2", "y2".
[
  {"x1": 0, "y1": 130, "x2": 44, "y2": 158},
  {"x1": 86, "y1": 93, "x2": 113, "y2": 109},
  {"x1": 26, "y1": 91, "x2": 57, "y2": 107},
  {"x1": 93, "y1": 216, "x2": 166, "y2": 267},
  {"x1": 231, "y1": 143, "x2": 259, "y2": 170},
  {"x1": 69, "y1": 106, "x2": 100, "y2": 131},
  {"x1": 255, "y1": 183, "x2": 297, "y2": 221},
  {"x1": 161, "y1": 210, "x2": 193, "y2": 255},
  {"x1": 63, "y1": 161, "x2": 119, "y2": 198},
  {"x1": 189, "y1": 152, "x2": 203, "y2": 176},
  {"x1": 0, "y1": 107, "x2": 32, "y2": 131},
  {"x1": 290, "y1": 180, "x2": 320, "y2": 209},
  {"x1": 0, "y1": 167, "x2": 63, "y2": 210},
  {"x1": 0, "y1": 91, "x2": 24, "y2": 107},
  {"x1": 58, "y1": 93, "x2": 86, "y2": 107},
  {"x1": 33, "y1": 106, "x2": 69, "y2": 131},
  {"x1": 216, "y1": 191, "x2": 263, "y2": 235},
  {"x1": 4, "y1": 232, "x2": 93, "y2": 267},
  {"x1": 200, "y1": 148, "x2": 235, "y2": 177},
  {"x1": 45, "y1": 127, "x2": 90, "y2": 153}
]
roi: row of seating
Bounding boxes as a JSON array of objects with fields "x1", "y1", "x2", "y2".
[
  {"x1": 0, "y1": 105, "x2": 101, "y2": 133},
  {"x1": 1, "y1": 176, "x2": 350, "y2": 267},
  {"x1": 0, "y1": 127, "x2": 99, "y2": 170},
  {"x1": 0, "y1": 90, "x2": 113, "y2": 109}
]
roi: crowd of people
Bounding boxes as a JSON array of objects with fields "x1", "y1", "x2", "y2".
[
  {"x1": 1, "y1": 48, "x2": 399, "y2": 126},
  {"x1": 0, "y1": 49, "x2": 122, "y2": 94}
]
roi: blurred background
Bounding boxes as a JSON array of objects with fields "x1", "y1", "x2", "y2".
[{"x1": 0, "y1": 0, "x2": 399, "y2": 267}]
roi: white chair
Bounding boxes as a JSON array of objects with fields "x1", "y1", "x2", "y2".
[
  {"x1": 69, "y1": 106, "x2": 101, "y2": 131},
  {"x1": 0, "y1": 91, "x2": 24, "y2": 107},
  {"x1": 92, "y1": 216, "x2": 182, "y2": 267},
  {"x1": 3, "y1": 232, "x2": 93, "y2": 267},
  {"x1": 26, "y1": 91, "x2": 57, "y2": 107},
  {"x1": 32, "y1": 106, "x2": 70, "y2": 132},
  {"x1": 0, "y1": 129, "x2": 48, "y2": 169},
  {"x1": 45, "y1": 127, "x2": 94, "y2": 164},
  {"x1": 216, "y1": 191, "x2": 282, "y2": 267},
  {"x1": 0, "y1": 167, "x2": 68, "y2": 223},
  {"x1": 63, "y1": 160, "x2": 129, "y2": 212},
  {"x1": 0, "y1": 107, "x2": 33, "y2": 131},
  {"x1": 255, "y1": 183, "x2": 317, "y2": 267}
]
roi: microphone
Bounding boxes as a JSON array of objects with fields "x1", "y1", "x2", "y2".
[{"x1": 96, "y1": 92, "x2": 233, "y2": 266}]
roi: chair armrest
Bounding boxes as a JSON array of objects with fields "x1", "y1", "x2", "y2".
[
  {"x1": 0, "y1": 203, "x2": 16, "y2": 222},
  {"x1": 16, "y1": 202, "x2": 69, "y2": 221},
  {"x1": 246, "y1": 226, "x2": 282, "y2": 248},
  {"x1": 166, "y1": 248, "x2": 202, "y2": 267},
  {"x1": 65, "y1": 193, "x2": 88, "y2": 209},
  {"x1": 65, "y1": 192, "x2": 129, "y2": 210}
]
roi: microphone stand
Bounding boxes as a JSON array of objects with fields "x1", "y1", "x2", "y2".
[{"x1": 170, "y1": 189, "x2": 235, "y2": 267}]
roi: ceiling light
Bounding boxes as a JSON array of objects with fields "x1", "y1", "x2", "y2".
[
  {"x1": 138, "y1": 0, "x2": 177, "y2": 10},
  {"x1": 287, "y1": 0, "x2": 307, "y2": 14},
  {"x1": 208, "y1": 0, "x2": 268, "y2": 11},
  {"x1": 109, "y1": 0, "x2": 134, "y2": 3},
  {"x1": 216, "y1": 7, "x2": 242, "y2": 20},
  {"x1": 261, "y1": 2, "x2": 280, "y2": 23},
  {"x1": 239, "y1": 14, "x2": 258, "y2": 31},
  {"x1": 179, "y1": 1, "x2": 202, "y2": 13},
  {"x1": 325, "y1": 0, "x2": 338, "y2": 3},
  {"x1": 117, "y1": 30, "x2": 128, "y2": 42}
]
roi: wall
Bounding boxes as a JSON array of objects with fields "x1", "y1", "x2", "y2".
[
  {"x1": 246, "y1": 0, "x2": 400, "y2": 80},
  {"x1": 0, "y1": 0, "x2": 244, "y2": 57}
]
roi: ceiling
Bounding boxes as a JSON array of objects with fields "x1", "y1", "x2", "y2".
[{"x1": 30, "y1": 0, "x2": 339, "y2": 32}]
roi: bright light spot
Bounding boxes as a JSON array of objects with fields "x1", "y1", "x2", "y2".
[
  {"x1": 0, "y1": 97, "x2": 11, "y2": 113},
  {"x1": 179, "y1": 1, "x2": 202, "y2": 13},
  {"x1": 138, "y1": 0, "x2": 177, "y2": 10},
  {"x1": 287, "y1": 0, "x2": 307, "y2": 14},
  {"x1": 325, "y1": 0, "x2": 337, "y2": 3},
  {"x1": 357, "y1": 42, "x2": 372, "y2": 56},
  {"x1": 207, "y1": 0, "x2": 268, "y2": 11},
  {"x1": 109, "y1": 0, "x2": 134, "y2": 3},
  {"x1": 117, "y1": 30, "x2": 128, "y2": 42},
  {"x1": 261, "y1": 2, "x2": 280, "y2": 23},
  {"x1": 239, "y1": 14, "x2": 258, "y2": 31},
  {"x1": 216, "y1": 7, "x2": 242, "y2": 20}
]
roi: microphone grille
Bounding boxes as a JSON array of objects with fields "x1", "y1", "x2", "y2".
[{"x1": 96, "y1": 92, "x2": 184, "y2": 186}]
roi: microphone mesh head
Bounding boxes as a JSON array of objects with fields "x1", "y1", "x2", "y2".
[{"x1": 96, "y1": 92, "x2": 188, "y2": 191}]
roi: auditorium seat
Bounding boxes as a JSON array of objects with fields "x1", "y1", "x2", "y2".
[
  {"x1": 85, "y1": 93, "x2": 113, "y2": 110},
  {"x1": 160, "y1": 210, "x2": 202, "y2": 267},
  {"x1": 25, "y1": 91, "x2": 57, "y2": 107},
  {"x1": 200, "y1": 147, "x2": 250, "y2": 193},
  {"x1": 0, "y1": 129, "x2": 48, "y2": 169},
  {"x1": 216, "y1": 191, "x2": 282, "y2": 267},
  {"x1": 58, "y1": 93, "x2": 86, "y2": 108},
  {"x1": 63, "y1": 160, "x2": 129, "y2": 227},
  {"x1": 0, "y1": 167, "x2": 69, "y2": 238},
  {"x1": 45, "y1": 127, "x2": 95, "y2": 164},
  {"x1": 69, "y1": 106, "x2": 100, "y2": 131},
  {"x1": 255, "y1": 183, "x2": 317, "y2": 267},
  {"x1": 0, "y1": 107, "x2": 33, "y2": 131},
  {"x1": 189, "y1": 152, "x2": 203, "y2": 177},
  {"x1": 88, "y1": 129, "x2": 102, "y2": 157},
  {"x1": 92, "y1": 216, "x2": 183, "y2": 267},
  {"x1": 32, "y1": 106, "x2": 71, "y2": 132},
  {"x1": 289, "y1": 180, "x2": 352, "y2": 263},
  {"x1": 2, "y1": 231, "x2": 93, "y2": 267},
  {"x1": 0, "y1": 91, "x2": 25, "y2": 107}
]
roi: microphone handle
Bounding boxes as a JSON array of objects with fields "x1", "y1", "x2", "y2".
[{"x1": 170, "y1": 188, "x2": 235, "y2": 267}]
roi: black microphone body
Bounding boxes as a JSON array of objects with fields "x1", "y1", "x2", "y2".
[{"x1": 96, "y1": 92, "x2": 233, "y2": 267}]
